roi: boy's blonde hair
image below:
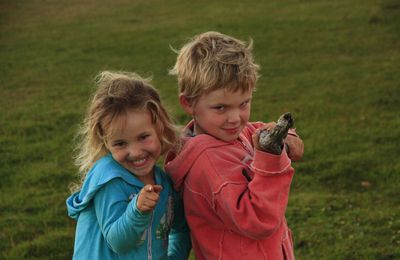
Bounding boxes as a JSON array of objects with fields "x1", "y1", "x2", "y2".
[
  {"x1": 169, "y1": 31, "x2": 260, "y2": 103},
  {"x1": 71, "y1": 71, "x2": 178, "y2": 191}
]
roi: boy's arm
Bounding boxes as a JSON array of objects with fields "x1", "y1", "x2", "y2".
[
  {"x1": 208, "y1": 149, "x2": 294, "y2": 240},
  {"x1": 168, "y1": 191, "x2": 192, "y2": 260},
  {"x1": 94, "y1": 178, "x2": 151, "y2": 254}
]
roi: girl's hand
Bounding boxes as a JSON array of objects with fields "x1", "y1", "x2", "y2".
[
  {"x1": 136, "y1": 184, "x2": 163, "y2": 213},
  {"x1": 252, "y1": 122, "x2": 276, "y2": 150}
]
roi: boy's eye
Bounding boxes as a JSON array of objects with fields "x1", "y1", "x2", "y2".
[
  {"x1": 240, "y1": 101, "x2": 249, "y2": 108},
  {"x1": 213, "y1": 105, "x2": 225, "y2": 111}
]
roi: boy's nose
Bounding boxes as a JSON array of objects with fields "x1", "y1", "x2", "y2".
[{"x1": 227, "y1": 110, "x2": 240, "y2": 123}]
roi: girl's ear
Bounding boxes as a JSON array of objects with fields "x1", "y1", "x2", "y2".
[
  {"x1": 103, "y1": 138, "x2": 110, "y2": 151},
  {"x1": 179, "y1": 94, "x2": 194, "y2": 115}
]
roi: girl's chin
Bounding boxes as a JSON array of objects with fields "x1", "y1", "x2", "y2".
[{"x1": 129, "y1": 166, "x2": 154, "y2": 177}]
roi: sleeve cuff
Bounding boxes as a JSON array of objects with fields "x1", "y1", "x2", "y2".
[
  {"x1": 128, "y1": 194, "x2": 152, "y2": 219},
  {"x1": 251, "y1": 148, "x2": 291, "y2": 176}
]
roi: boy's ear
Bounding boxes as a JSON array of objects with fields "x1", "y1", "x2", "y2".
[{"x1": 179, "y1": 94, "x2": 194, "y2": 115}]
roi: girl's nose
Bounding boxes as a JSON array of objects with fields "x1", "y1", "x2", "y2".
[{"x1": 127, "y1": 144, "x2": 142, "y2": 158}]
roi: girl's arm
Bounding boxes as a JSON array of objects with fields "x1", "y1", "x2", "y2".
[
  {"x1": 94, "y1": 178, "x2": 151, "y2": 254},
  {"x1": 167, "y1": 191, "x2": 192, "y2": 260}
]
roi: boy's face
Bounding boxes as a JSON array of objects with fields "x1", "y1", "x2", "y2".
[{"x1": 181, "y1": 88, "x2": 253, "y2": 142}]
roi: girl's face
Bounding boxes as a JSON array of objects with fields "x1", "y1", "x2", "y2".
[
  {"x1": 106, "y1": 108, "x2": 161, "y2": 184},
  {"x1": 181, "y1": 88, "x2": 252, "y2": 142}
]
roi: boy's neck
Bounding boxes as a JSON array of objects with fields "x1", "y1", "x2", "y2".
[
  {"x1": 192, "y1": 121, "x2": 206, "y2": 136},
  {"x1": 193, "y1": 122, "x2": 199, "y2": 136}
]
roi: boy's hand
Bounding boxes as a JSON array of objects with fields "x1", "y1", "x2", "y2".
[
  {"x1": 255, "y1": 112, "x2": 294, "y2": 155},
  {"x1": 252, "y1": 122, "x2": 276, "y2": 150},
  {"x1": 284, "y1": 134, "x2": 304, "y2": 161},
  {"x1": 136, "y1": 184, "x2": 163, "y2": 213}
]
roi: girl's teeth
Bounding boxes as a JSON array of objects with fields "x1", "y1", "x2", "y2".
[{"x1": 132, "y1": 157, "x2": 147, "y2": 165}]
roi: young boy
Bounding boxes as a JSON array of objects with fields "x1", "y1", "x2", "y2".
[{"x1": 165, "y1": 31, "x2": 304, "y2": 260}]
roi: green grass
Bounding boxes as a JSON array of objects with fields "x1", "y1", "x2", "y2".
[{"x1": 1, "y1": 0, "x2": 399, "y2": 259}]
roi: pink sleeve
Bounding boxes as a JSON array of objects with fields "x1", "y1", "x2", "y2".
[{"x1": 212, "y1": 150, "x2": 294, "y2": 240}]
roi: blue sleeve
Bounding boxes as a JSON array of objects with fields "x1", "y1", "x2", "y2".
[
  {"x1": 168, "y1": 191, "x2": 192, "y2": 260},
  {"x1": 93, "y1": 178, "x2": 150, "y2": 254}
]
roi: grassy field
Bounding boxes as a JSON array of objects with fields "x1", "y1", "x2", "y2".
[{"x1": 1, "y1": 0, "x2": 399, "y2": 259}]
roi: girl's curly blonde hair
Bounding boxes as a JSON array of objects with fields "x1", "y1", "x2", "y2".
[{"x1": 70, "y1": 71, "x2": 178, "y2": 192}]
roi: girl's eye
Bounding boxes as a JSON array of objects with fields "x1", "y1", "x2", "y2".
[
  {"x1": 139, "y1": 134, "x2": 150, "y2": 141},
  {"x1": 112, "y1": 141, "x2": 125, "y2": 147}
]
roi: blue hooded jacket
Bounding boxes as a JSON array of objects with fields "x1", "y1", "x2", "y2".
[{"x1": 66, "y1": 154, "x2": 191, "y2": 259}]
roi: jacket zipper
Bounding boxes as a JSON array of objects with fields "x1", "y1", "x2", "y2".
[
  {"x1": 237, "y1": 137, "x2": 254, "y2": 182},
  {"x1": 237, "y1": 136, "x2": 254, "y2": 157},
  {"x1": 148, "y1": 212, "x2": 153, "y2": 260}
]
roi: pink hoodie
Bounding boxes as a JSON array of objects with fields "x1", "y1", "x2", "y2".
[{"x1": 165, "y1": 121, "x2": 296, "y2": 260}]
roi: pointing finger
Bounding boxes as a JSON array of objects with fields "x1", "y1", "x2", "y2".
[
  {"x1": 152, "y1": 185, "x2": 163, "y2": 194},
  {"x1": 143, "y1": 184, "x2": 153, "y2": 192}
]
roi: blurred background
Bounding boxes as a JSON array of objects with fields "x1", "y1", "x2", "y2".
[{"x1": 0, "y1": 0, "x2": 399, "y2": 259}]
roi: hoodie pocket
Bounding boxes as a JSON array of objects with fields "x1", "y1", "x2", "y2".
[{"x1": 282, "y1": 228, "x2": 295, "y2": 260}]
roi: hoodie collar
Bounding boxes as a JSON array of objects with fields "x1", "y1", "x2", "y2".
[{"x1": 164, "y1": 121, "x2": 230, "y2": 191}]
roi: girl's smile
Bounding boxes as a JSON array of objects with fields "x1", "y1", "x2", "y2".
[
  {"x1": 126, "y1": 155, "x2": 149, "y2": 167},
  {"x1": 106, "y1": 108, "x2": 162, "y2": 184}
]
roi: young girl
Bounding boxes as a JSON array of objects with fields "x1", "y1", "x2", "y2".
[{"x1": 66, "y1": 71, "x2": 191, "y2": 259}]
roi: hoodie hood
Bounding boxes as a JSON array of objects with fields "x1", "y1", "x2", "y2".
[
  {"x1": 66, "y1": 154, "x2": 146, "y2": 220},
  {"x1": 164, "y1": 121, "x2": 231, "y2": 191}
]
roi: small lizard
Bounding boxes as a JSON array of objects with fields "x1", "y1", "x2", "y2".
[{"x1": 258, "y1": 112, "x2": 294, "y2": 155}]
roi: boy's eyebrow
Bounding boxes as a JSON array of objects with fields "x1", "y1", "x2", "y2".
[
  {"x1": 211, "y1": 97, "x2": 252, "y2": 106},
  {"x1": 227, "y1": 97, "x2": 253, "y2": 104}
]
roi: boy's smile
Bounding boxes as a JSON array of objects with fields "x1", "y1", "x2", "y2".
[{"x1": 181, "y1": 88, "x2": 253, "y2": 142}]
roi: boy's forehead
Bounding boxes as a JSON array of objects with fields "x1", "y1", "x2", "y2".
[{"x1": 201, "y1": 88, "x2": 253, "y2": 102}]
